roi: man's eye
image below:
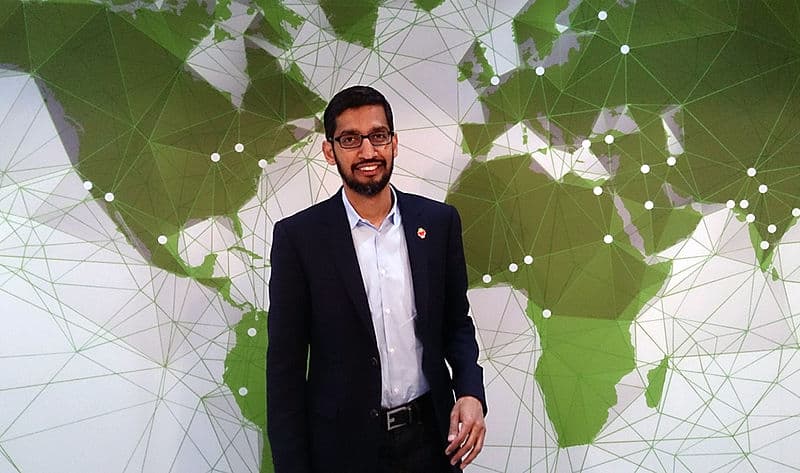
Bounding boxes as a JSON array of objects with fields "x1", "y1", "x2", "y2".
[
  {"x1": 340, "y1": 135, "x2": 359, "y2": 145},
  {"x1": 371, "y1": 132, "x2": 389, "y2": 141}
]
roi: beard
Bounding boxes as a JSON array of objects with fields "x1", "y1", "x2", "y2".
[{"x1": 334, "y1": 151, "x2": 393, "y2": 197}]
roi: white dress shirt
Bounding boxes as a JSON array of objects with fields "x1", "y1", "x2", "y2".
[{"x1": 342, "y1": 187, "x2": 430, "y2": 408}]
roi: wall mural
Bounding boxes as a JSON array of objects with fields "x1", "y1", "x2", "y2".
[{"x1": 1, "y1": 0, "x2": 799, "y2": 471}]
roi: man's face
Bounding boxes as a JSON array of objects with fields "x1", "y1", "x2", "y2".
[{"x1": 322, "y1": 104, "x2": 397, "y2": 197}]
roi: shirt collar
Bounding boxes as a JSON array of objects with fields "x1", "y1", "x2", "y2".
[{"x1": 341, "y1": 186, "x2": 400, "y2": 230}]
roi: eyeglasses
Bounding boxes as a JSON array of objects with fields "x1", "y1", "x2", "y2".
[{"x1": 331, "y1": 130, "x2": 394, "y2": 149}]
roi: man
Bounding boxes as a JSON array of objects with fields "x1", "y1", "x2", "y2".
[{"x1": 267, "y1": 85, "x2": 486, "y2": 473}]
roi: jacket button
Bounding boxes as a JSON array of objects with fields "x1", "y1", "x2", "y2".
[
  {"x1": 370, "y1": 357, "x2": 379, "y2": 367},
  {"x1": 370, "y1": 408, "x2": 380, "y2": 419}
]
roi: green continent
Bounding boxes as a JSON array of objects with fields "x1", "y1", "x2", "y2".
[
  {"x1": 319, "y1": 0, "x2": 380, "y2": 47},
  {"x1": 457, "y1": 40, "x2": 496, "y2": 88},
  {"x1": 318, "y1": 0, "x2": 454, "y2": 46},
  {"x1": 250, "y1": 0, "x2": 304, "y2": 49},
  {"x1": 446, "y1": 154, "x2": 671, "y2": 445},
  {"x1": 512, "y1": 0, "x2": 571, "y2": 60},
  {"x1": 645, "y1": 356, "x2": 669, "y2": 409},
  {"x1": 224, "y1": 308, "x2": 272, "y2": 472},
  {"x1": 463, "y1": 0, "x2": 800, "y2": 267},
  {"x1": 0, "y1": 3, "x2": 324, "y2": 470},
  {"x1": 528, "y1": 300, "x2": 635, "y2": 446},
  {"x1": 413, "y1": 0, "x2": 444, "y2": 12},
  {"x1": 123, "y1": 0, "x2": 216, "y2": 60},
  {"x1": 0, "y1": 1, "x2": 324, "y2": 284}
]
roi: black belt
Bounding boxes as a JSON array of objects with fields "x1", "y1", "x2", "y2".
[{"x1": 381, "y1": 393, "x2": 432, "y2": 431}]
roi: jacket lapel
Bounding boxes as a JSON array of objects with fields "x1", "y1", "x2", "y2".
[
  {"x1": 322, "y1": 191, "x2": 378, "y2": 346},
  {"x1": 323, "y1": 188, "x2": 431, "y2": 344},
  {"x1": 397, "y1": 190, "x2": 430, "y2": 327}
]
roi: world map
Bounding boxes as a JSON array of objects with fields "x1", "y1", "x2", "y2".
[{"x1": 1, "y1": 1, "x2": 799, "y2": 472}]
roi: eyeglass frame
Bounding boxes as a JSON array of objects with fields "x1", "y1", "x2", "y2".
[{"x1": 329, "y1": 129, "x2": 395, "y2": 149}]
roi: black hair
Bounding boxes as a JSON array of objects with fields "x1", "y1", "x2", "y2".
[{"x1": 323, "y1": 85, "x2": 394, "y2": 141}]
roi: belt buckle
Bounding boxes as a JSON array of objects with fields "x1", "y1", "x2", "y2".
[{"x1": 386, "y1": 405, "x2": 412, "y2": 431}]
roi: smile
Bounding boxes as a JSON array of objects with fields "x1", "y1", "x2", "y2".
[{"x1": 354, "y1": 161, "x2": 384, "y2": 172}]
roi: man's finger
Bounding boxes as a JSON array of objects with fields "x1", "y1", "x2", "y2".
[
  {"x1": 447, "y1": 409, "x2": 459, "y2": 444},
  {"x1": 451, "y1": 438, "x2": 474, "y2": 466},
  {"x1": 445, "y1": 424, "x2": 468, "y2": 455},
  {"x1": 446, "y1": 412, "x2": 478, "y2": 455},
  {"x1": 459, "y1": 427, "x2": 486, "y2": 468}
]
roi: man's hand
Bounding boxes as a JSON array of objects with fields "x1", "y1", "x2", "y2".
[{"x1": 444, "y1": 396, "x2": 486, "y2": 468}]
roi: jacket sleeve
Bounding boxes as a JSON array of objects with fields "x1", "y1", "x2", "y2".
[
  {"x1": 443, "y1": 206, "x2": 487, "y2": 414},
  {"x1": 266, "y1": 220, "x2": 312, "y2": 473}
]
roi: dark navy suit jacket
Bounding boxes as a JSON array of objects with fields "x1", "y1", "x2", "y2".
[{"x1": 266, "y1": 188, "x2": 486, "y2": 473}]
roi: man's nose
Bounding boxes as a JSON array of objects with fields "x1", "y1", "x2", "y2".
[{"x1": 357, "y1": 136, "x2": 377, "y2": 156}]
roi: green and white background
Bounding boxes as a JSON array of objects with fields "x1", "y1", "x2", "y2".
[{"x1": 1, "y1": 0, "x2": 800, "y2": 471}]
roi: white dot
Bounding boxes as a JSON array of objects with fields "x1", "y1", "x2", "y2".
[
  {"x1": 542, "y1": 309, "x2": 552, "y2": 319},
  {"x1": 247, "y1": 327, "x2": 257, "y2": 337},
  {"x1": 598, "y1": 10, "x2": 608, "y2": 20},
  {"x1": 767, "y1": 224, "x2": 777, "y2": 234},
  {"x1": 603, "y1": 234, "x2": 614, "y2": 244},
  {"x1": 644, "y1": 200, "x2": 654, "y2": 210},
  {"x1": 104, "y1": 192, "x2": 114, "y2": 202},
  {"x1": 211, "y1": 152, "x2": 221, "y2": 162},
  {"x1": 83, "y1": 181, "x2": 93, "y2": 190},
  {"x1": 509, "y1": 263, "x2": 519, "y2": 273},
  {"x1": 747, "y1": 167, "x2": 757, "y2": 177},
  {"x1": 620, "y1": 44, "x2": 630, "y2": 55},
  {"x1": 666, "y1": 156, "x2": 677, "y2": 166},
  {"x1": 726, "y1": 200, "x2": 736, "y2": 209},
  {"x1": 482, "y1": 274, "x2": 492, "y2": 284},
  {"x1": 640, "y1": 164, "x2": 650, "y2": 174},
  {"x1": 760, "y1": 241, "x2": 770, "y2": 250},
  {"x1": 490, "y1": 75, "x2": 500, "y2": 86},
  {"x1": 758, "y1": 184, "x2": 768, "y2": 194},
  {"x1": 238, "y1": 387, "x2": 248, "y2": 396},
  {"x1": 745, "y1": 213, "x2": 755, "y2": 223},
  {"x1": 739, "y1": 199, "x2": 749, "y2": 209},
  {"x1": 535, "y1": 66, "x2": 545, "y2": 76},
  {"x1": 157, "y1": 235, "x2": 168, "y2": 245},
  {"x1": 258, "y1": 159, "x2": 268, "y2": 169},
  {"x1": 593, "y1": 186, "x2": 603, "y2": 196},
  {"x1": 581, "y1": 139, "x2": 592, "y2": 149},
  {"x1": 604, "y1": 134, "x2": 614, "y2": 144},
  {"x1": 793, "y1": 208, "x2": 800, "y2": 217},
  {"x1": 234, "y1": 143, "x2": 244, "y2": 153},
  {"x1": 524, "y1": 255, "x2": 534, "y2": 265}
]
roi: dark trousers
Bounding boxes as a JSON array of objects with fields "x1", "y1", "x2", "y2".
[{"x1": 377, "y1": 394, "x2": 460, "y2": 473}]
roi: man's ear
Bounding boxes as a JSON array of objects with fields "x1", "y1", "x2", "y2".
[{"x1": 322, "y1": 140, "x2": 336, "y2": 165}]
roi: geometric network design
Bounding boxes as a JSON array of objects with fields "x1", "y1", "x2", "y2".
[{"x1": 1, "y1": 1, "x2": 798, "y2": 472}]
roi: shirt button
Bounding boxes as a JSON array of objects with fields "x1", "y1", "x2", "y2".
[
  {"x1": 384, "y1": 308, "x2": 391, "y2": 315},
  {"x1": 380, "y1": 268, "x2": 387, "y2": 277},
  {"x1": 388, "y1": 347, "x2": 395, "y2": 354},
  {"x1": 370, "y1": 408, "x2": 380, "y2": 419},
  {"x1": 371, "y1": 357, "x2": 379, "y2": 367},
  {"x1": 393, "y1": 387, "x2": 400, "y2": 394}
]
